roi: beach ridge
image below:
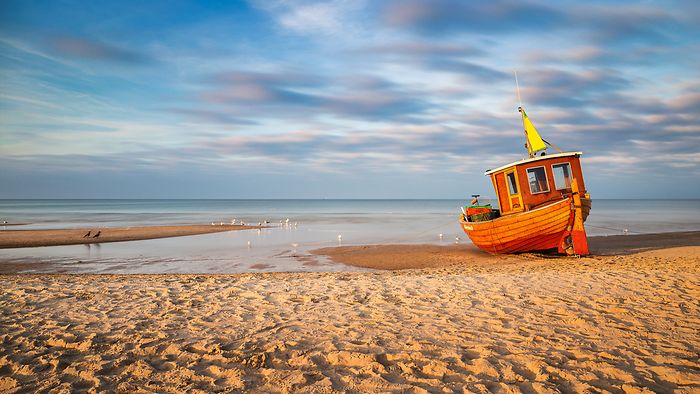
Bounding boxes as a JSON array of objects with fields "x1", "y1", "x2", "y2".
[{"x1": 0, "y1": 224, "x2": 265, "y2": 249}]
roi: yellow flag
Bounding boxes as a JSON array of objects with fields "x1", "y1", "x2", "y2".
[{"x1": 522, "y1": 109, "x2": 547, "y2": 153}]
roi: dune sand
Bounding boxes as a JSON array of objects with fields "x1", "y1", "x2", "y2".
[
  {"x1": 0, "y1": 224, "x2": 263, "y2": 249},
  {"x1": 1, "y1": 245, "x2": 698, "y2": 392}
]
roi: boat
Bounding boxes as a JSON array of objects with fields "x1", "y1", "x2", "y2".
[{"x1": 459, "y1": 104, "x2": 591, "y2": 256}]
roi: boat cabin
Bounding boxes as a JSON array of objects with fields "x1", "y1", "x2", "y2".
[{"x1": 485, "y1": 152, "x2": 587, "y2": 216}]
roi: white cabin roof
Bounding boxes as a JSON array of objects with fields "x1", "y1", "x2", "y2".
[{"x1": 484, "y1": 151, "x2": 583, "y2": 175}]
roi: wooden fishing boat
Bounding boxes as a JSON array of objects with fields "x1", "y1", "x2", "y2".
[{"x1": 460, "y1": 105, "x2": 591, "y2": 255}]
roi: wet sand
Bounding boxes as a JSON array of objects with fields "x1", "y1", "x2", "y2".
[
  {"x1": 0, "y1": 224, "x2": 263, "y2": 249},
  {"x1": 312, "y1": 231, "x2": 700, "y2": 270},
  {"x1": 1, "y1": 241, "x2": 698, "y2": 392}
]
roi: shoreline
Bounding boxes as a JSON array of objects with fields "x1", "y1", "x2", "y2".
[{"x1": 0, "y1": 224, "x2": 264, "y2": 249}]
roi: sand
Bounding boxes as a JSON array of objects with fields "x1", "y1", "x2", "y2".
[
  {"x1": 1, "y1": 245, "x2": 698, "y2": 392},
  {"x1": 0, "y1": 224, "x2": 263, "y2": 249},
  {"x1": 312, "y1": 231, "x2": 700, "y2": 270}
]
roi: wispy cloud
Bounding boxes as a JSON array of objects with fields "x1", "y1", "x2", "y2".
[
  {"x1": 195, "y1": 70, "x2": 432, "y2": 122},
  {"x1": 251, "y1": 0, "x2": 367, "y2": 35},
  {"x1": 356, "y1": 41, "x2": 484, "y2": 57},
  {"x1": 382, "y1": 0, "x2": 567, "y2": 34},
  {"x1": 48, "y1": 36, "x2": 150, "y2": 64}
]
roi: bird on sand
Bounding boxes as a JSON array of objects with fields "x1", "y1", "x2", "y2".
[
  {"x1": 83, "y1": 231, "x2": 91, "y2": 237},
  {"x1": 92, "y1": 231, "x2": 101, "y2": 238}
]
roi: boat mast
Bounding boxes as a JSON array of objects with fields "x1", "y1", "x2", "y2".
[{"x1": 514, "y1": 71, "x2": 534, "y2": 158}]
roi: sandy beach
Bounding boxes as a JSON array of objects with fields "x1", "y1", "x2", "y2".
[
  {"x1": 0, "y1": 224, "x2": 263, "y2": 249},
  {"x1": 1, "y1": 238, "x2": 698, "y2": 392}
]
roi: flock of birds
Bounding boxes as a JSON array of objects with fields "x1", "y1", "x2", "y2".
[
  {"x1": 210, "y1": 218, "x2": 299, "y2": 227},
  {"x1": 222, "y1": 218, "x2": 462, "y2": 250}
]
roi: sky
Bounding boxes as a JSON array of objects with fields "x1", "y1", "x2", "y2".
[{"x1": 0, "y1": 0, "x2": 699, "y2": 199}]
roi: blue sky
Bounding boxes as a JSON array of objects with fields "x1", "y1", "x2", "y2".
[{"x1": 1, "y1": 0, "x2": 698, "y2": 198}]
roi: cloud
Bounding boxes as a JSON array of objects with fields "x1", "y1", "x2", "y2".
[
  {"x1": 162, "y1": 108, "x2": 258, "y2": 126},
  {"x1": 669, "y1": 92, "x2": 700, "y2": 112},
  {"x1": 201, "y1": 70, "x2": 322, "y2": 106},
  {"x1": 213, "y1": 71, "x2": 323, "y2": 87},
  {"x1": 189, "y1": 120, "x2": 523, "y2": 174},
  {"x1": 251, "y1": 0, "x2": 366, "y2": 35},
  {"x1": 48, "y1": 36, "x2": 149, "y2": 64},
  {"x1": 579, "y1": 5, "x2": 678, "y2": 46},
  {"x1": 380, "y1": 1, "x2": 694, "y2": 54},
  {"x1": 350, "y1": 40, "x2": 504, "y2": 83},
  {"x1": 357, "y1": 41, "x2": 484, "y2": 57},
  {"x1": 522, "y1": 69, "x2": 630, "y2": 109},
  {"x1": 427, "y1": 60, "x2": 508, "y2": 82},
  {"x1": 198, "y1": 70, "x2": 431, "y2": 121},
  {"x1": 382, "y1": 0, "x2": 567, "y2": 35}
]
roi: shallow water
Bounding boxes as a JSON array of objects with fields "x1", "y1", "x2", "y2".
[{"x1": 1, "y1": 199, "x2": 699, "y2": 273}]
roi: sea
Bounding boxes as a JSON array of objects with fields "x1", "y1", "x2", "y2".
[{"x1": 1, "y1": 199, "x2": 699, "y2": 274}]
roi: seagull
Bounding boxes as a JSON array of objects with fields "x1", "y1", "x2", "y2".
[
  {"x1": 247, "y1": 241, "x2": 251, "y2": 248},
  {"x1": 93, "y1": 231, "x2": 101, "y2": 238},
  {"x1": 338, "y1": 234, "x2": 342, "y2": 241},
  {"x1": 439, "y1": 233, "x2": 444, "y2": 239},
  {"x1": 455, "y1": 236, "x2": 460, "y2": 243},
  {"x1": 83, "y1": 231, "x2": 91, "y2": 238}
]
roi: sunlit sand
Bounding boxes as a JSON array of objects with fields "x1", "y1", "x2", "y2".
[{"x1": 1, "y1": 237, "x2": 698, "y2": 392}]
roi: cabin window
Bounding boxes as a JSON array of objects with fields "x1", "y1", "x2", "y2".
[
  {"x1": 506, "y1": 172, "x2": 518, "y2": 195},
  {"x1": 527, "y1": 166, "x2": 549, "y2": 194},
  {"x1": 552, "y1": 163, "x2": 572, "y2": 190}
]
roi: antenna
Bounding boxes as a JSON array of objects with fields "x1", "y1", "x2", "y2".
[
  {"x1": 514, "y1": 70, "x2": 531, "y2": 156},
  {"x1": 514, "y1": 70, "x2": 522, "y2": 108}
]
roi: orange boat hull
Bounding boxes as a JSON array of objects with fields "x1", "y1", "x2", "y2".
[{"x1": 460, "y1": 198, "x2": 575, "y2": 254}]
